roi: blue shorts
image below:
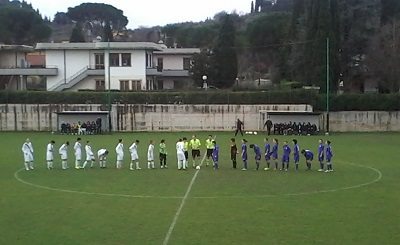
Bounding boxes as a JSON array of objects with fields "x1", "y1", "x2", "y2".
[
  {"x1": 294, "y1": 155, "x2": 300, "y2": 163},
  {"x1": 282, "y1": 156, "x2": 289, "y2": 163},
  {"x1": 255, "y1": 155, "x2": 261, "y2": 161}
]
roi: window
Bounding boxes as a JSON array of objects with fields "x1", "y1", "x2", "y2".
[
  {"x1": 131, "y1": 80, "x2": 142, "y2": 91},
  {"x1": 121, "y1": 53, "x2": 131, "y2": 67},
  {"x1": 110, "y1": 53, "x2": 119, "y2": 67},
  {"x1": 120, "y1": 80, "x2": 130, "y2": 91},
  {"x1": 95, "y1": 54, "x2": 104, "y2": 69},
  {"x1": 157, "y1": 58, "x2": 163, "y2": 72},
  {"x1": 183, "y1": 58, "x2": 191, "y2": 70},
  {"x1": 95, "y1": 80, "x2": 105, "y2": 91}
]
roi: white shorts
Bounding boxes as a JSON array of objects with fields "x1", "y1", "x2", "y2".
[
  {"x1": 46, "y1": 153, "x2": 53, "y2": 161},
  {"x1": 60, "y1": 153, "x2": 67, "y2": 160},
  {"x1": 177, "y1": 152, "x2": 185, "y2": 161},
  {"x1": 75, "y1": 153, "x2": 81, "y2": 161},
  {"x1": 24, "y1": 153, "x2": 33, "y2": 162},
  {"x1": 131, "y1": 154, "x2": 139, "y2": 161},
  {"x1": 86, "y1": 154, "x2": 94, "y2": 161},
  {"x1": 117, "y1": 153, "x2": 124, "y2": 161},
  {"x1": 148, "y1": 154, "x2": 154, "y2": 161}
]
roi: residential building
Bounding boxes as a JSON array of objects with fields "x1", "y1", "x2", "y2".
[
  {"x1": 149, "y1": 48, "x2": 200, "y2": 90},
  {"x1": 34, "y1": 42, "x2": 200, "y2": 91}
]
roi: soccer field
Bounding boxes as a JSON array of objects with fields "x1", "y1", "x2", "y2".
[{"x1": 1, "y1": 131, "x2": 399, "y2": 245}]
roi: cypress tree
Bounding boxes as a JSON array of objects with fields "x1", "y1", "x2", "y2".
[
  {"x1": 212, "y1": 14, "x2": 238, "y2": 88},
  {"x1": 69, "y1": 22, "x2": 85, "y2": 42}
]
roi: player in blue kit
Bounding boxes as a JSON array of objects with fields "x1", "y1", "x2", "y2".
[
  {"x1": 241, "y1": 139, "x2": 248, "y2": 171},
  {"x1": 293, "y1": 139, "x2": 300, "y2": 171},
  {"x1": 301, "y1": 149, "x2": 314, "y2": 170},
  {"x1": 281, "y1": 141, "x2": 291, "y2": 171},
  {"x1": 263, "y1": 138, "x2": 271, "y2": 171},
  {"x1": 325, "y1": 140, "x2": 334, "y2": 172},
  {"x1": 318, "y1": 139, "x2": 325, "y2": 172},
  {"x1": 212, "y1": 141, "x2": 219, "y2": 170},
  {"x1": 270, "y1": 138, "x2": 279, "y2": 170},
  {"x1": 249, "y1": 144, "x2": 262, "y2": 170}
]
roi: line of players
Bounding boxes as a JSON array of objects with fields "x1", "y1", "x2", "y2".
[
  {"x1": 236, "y1": 138, "x2": 334, "y2": 173},
  {"x1": 21, "y1": 135, "x2": 334, "y2": 173}
]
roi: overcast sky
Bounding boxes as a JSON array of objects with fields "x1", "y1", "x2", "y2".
[{"x1": 27, "y1": 0, "x2": 249, "y2": 29}]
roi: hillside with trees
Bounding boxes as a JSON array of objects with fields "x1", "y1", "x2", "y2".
[
  {"x1": 0, "y1": 0, "x2": 399, "y2": 93},
  {"x1": 0, "y1": 0, "x2": 51, "y2": 44}
]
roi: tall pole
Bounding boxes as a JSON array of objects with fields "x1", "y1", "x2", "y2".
[
  {"x1": 107, "y1": 39, "x2": 112, "y2": 133},
  {"x1": 326, "y1": 37, "x2": 330, "y2": 133}
]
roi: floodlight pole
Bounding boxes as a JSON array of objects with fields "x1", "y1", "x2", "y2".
[
  {"x1": 107, "y1": 39, "x2": 112, "y2": 133},
  {"x1": 326, "y1": 37, "x2": 330, "y2": 133}
]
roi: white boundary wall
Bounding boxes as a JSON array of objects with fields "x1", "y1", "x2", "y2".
[
  {"x1": 0, "y1": 104, "x2": 312, "y2": 131},
  {"x1": 0, "y1": 104, "x2": 399, "y2": 132}
]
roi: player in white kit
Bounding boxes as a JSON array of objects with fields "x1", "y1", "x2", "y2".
[
  {"x1": 115, "y1": 139, "x2": 124, "y2": 169},
  {"x1": 129, "y1": 140, "x2": 141, "y2": 170},
  {"x1": 176, "y1": 139, "x2": 186, "y2": 170},
  {"x1": 147, "y1": 140, "x2": 155, "y2": 169},
  {"x1": 46, "y1": 140, "x2": 55, "y2": 170},
  {"x1": 97, "y1": 149, "x2": 109, "y2": 168},
  {"x1": 21, "y1": 138, "x2": 34, "y2": 171},
  {"x1": 82, "y1": 140, "x2": 95, "y2": 169},
  {"x1": 74, "y1": 138, "x2": 82, "y2": 169},
  {"x1": 59, "y1": 141, "x2": 69, "y2": 170}
]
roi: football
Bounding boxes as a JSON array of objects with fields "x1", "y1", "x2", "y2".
[
  {"x1": 196, "y1": 166, "x2": 201, "y2": 170},
  {"x1": 253, "y1": 131, "x2": 258, "y2": 135}
]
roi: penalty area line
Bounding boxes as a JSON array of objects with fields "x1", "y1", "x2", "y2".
[{"x1": 162, "y1": 151, "x2": 207, "y2": 245}]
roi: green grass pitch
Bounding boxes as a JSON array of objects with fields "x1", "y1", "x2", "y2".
[{"x1": 1, "y1": 131, "x2": 399, "y2": 244}]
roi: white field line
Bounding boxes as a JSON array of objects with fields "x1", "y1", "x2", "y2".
[
  {"x1": 14, "y1": 168, "x2": 182, "y2": 199},
  {"x1": 192, "y1": 160, "x2": 383, "y2": 199},
  {"x1": 14, "y1": 160, "x2": 381, "y2": 200},
  {"x1": 162, "y1": 152, "x2": 207, "y2": 245}
]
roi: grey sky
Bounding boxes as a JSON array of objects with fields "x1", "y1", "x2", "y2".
[{"x1": 27, "y1": 0, "x2": 249, "y2": 28}]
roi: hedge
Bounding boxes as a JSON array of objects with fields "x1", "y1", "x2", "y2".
[
  {"x1": 1, "y1": 90, "x2": 400, "y2": 111},
  {"x1": 0, "y1": 90, "x2": 319, "y2": 105}
]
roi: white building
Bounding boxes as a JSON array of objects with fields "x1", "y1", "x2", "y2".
[{"x1": 35, "y1": 42, "x2": 200, "y2": 91}]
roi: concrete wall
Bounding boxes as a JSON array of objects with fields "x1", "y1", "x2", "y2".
[
  {"x1": 326, "y1": 111, "x2": 400, "y2": 132},
  {"x1": 0, "y1": 104, "x2": 399, "y2": 132},
  {"x1": 69, "y1": 76, "x2": 105, "y2": 91},
  {"x1": 153, "y1": 54, "x2": 189, "y2": 70},
  {"x1": 0, "y1": 104, "x2": 311, "y2": 132}
]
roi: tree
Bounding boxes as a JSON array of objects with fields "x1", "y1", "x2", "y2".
[
  {"x1": 0, "y1": 1, "x2": 51, "y2": 44},
  {"x1": 67, "y1": 3, "x2": 128, "y2": 31},
  {"x1": 54, "y1": 12, "x2": 72, "y2": 25},
  {"x1": 70, "y1": 23, "x2": 85, "y2": 42},
  {"x1": 247, "y1": 12, "x2": 291, "y2": 82},
  {"x1": 289, "y1": 0, "x2": 340, "y2": 91},
  {"x1": 212, "y1": 14, "x2": 238, "y2": 88},
  {"x1": 190, "y1": 50, "x2": 214, "y2": 87},
  {"x1": 103, "y1": 21, "x2": 114, "y2": 42}
]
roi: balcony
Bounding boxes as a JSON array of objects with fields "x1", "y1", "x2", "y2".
[
  {"x1": 0, "y1": 66, "x2": 58, "y2": 76},
  {"x1": 146, "y1": 68, "x2": 189, "y2": 77}
]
